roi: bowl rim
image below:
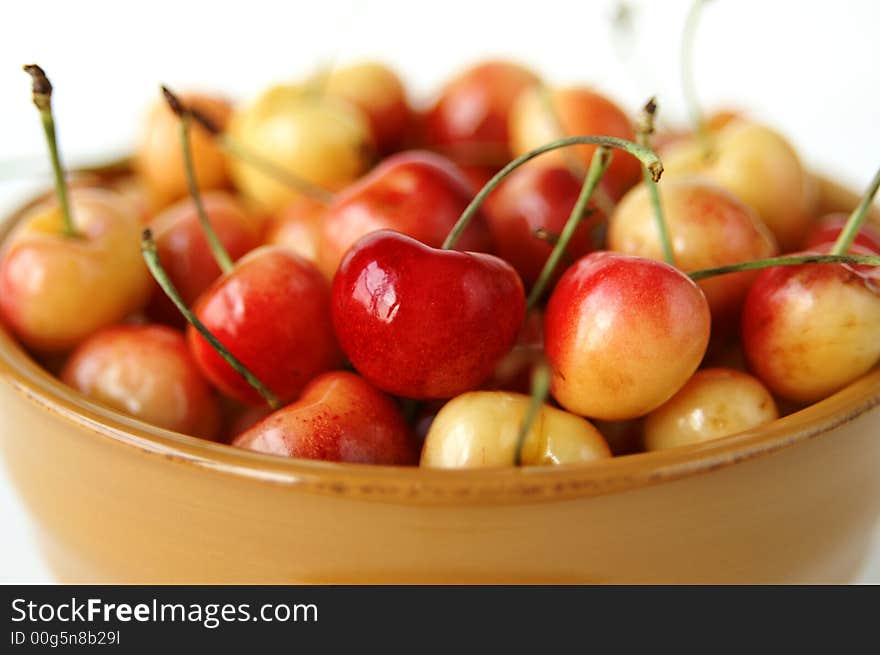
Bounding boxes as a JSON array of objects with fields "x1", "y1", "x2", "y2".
[{"x1": 1, "y1": 175, "x2": 879, "y2": 507}]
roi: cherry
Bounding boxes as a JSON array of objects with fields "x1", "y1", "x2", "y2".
[
  {"x1": 317, "y1": 150, "x2": 494, "y2": 278},
  {"x1": 609, "y1": 177, "x2": 777, "y2": 322},
  {"x1": 741, "y1": 243, "x2": 880, "y2": 403},
  {"x1": 544, "y1": 252, "x2": 711, "y2": 420},
  {"x1": 420, "y1": 390, "x2": 610, "y2": 468},
  {"x1": 0, "y1": 66, "x2": 150, "y2": 352},
  {"x1": 135, "y1": 91, "x2": 232, "y2": 208},
  {"x1": 227, "y1": 83, "x2": 373, "y2": 212},
  {"x1": 188, "y1": 246, "x2": 342, "y2": 406},
  {"x1": 324, "y1": 61, "x2": 413, "y2": 155},
  {"x1": 803, "y1": 213, "x2": 880, "y2": 253},
  {"x1": 145, "y1": 191, "x2": 263, "y2": 325},
  {"x1": 482, "y1": 162, "x2": 600, "y2": 287},
  {"x1": 508, "y1": 86, "x2": 642, "y2": 200},
  {"x1": 643, "y1": 368, "x2": 778, "y2": 451},
  {"x1": 233, "y1": 371, "x2": 419, "y2": 465},
  {"x1": 62, "y1": 324, "x2": 221, "y2": 439},
  {"x1": 331, "y1": 230, "x2": 525, "y2": 399},
  {"x1": 423, "y1": 60, "x2": 539, "y2": 165}
]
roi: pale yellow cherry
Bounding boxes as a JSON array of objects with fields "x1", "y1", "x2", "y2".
[
  {"x1": 662, "y1": 119, "x2": 817, "y2": 251},
  {"x1": 420, "y1": 391, "x2": 611, "y2": 469},
  {"x1": 227, "y1": 83, "x2": 374, "y2": 213},
  {"x1": 608, "y1": 176, "x2": 777, "y2": 320},
  {"x1": 323, "y1": 61, "x2": 411, "y2": 154},
  {"x1": 0, "y1": 188, "x2": 151, "y2": 352},
  {"x1": 644, "y1": 368, "x2": 778, "y2": 451}
]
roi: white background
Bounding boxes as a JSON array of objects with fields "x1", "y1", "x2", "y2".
[{"x1": 1, "y1": 0, "x2": 879, "y2": 583}]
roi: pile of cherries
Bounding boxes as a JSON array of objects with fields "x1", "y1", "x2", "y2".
[{"x1": 1, "y1": 54, "x2": 879, "y2": 470}]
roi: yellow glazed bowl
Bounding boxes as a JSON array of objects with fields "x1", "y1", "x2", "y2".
[{"x1": 0, "y1": 176, "x2": 879, "y2": 584}]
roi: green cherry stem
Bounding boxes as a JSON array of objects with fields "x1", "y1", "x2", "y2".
[
  {"x1": 185, "y1": 107, "x2": 335, "y2": 205},
  {"x1": 526, "y1": 147, "x2": 613, "y2": 311},
  {"x1": 162, "y1": 86, "x2": 235, "y2": 274},
  {"x1": 141, "y1": 229, "x2": 281, "y2": 411},
  {"x1": 689, "y1": 253, "x2": 880, "y2": 281},
  {"x1": 682, "y1": 0, "x2": 713, "y2": 159},
  {"x1": 514, "y1": 359, "x2": 552, "y2": 467},
  {"x1": 442, "y1": 135, "x2": 662, "y2": 251},
  {"x1": 23, "y1": 64, "x2": 78, "y2": 239},
  {"x1": 636, "y1": 97, "x2": 676, "y2": 266},
  {"x1": 831, "y1": 164, "x2": 880, "y2": 255}
]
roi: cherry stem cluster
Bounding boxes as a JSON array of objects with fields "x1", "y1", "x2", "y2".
[
  {"x1": 183, "y1": 108, "x2": 335, "y2": 205},
  {"x1": 23, "y1": 65, "x2": 78, "y2": 239},
  {"x1": 141, "y1": 230, "x2": 281, "y2": 411},
  {"x1": 831, "y1": 164, "x2": 880, "y2": 255},
  {"x1": 636, "y1": 97, "x2": 676, "y2": 266},
  {"x1": 526, "y1": 147, "x2": 613, "y2": 311},
  {"x1": 442, "y1": 135, "x2": 662, "y2": 251},
  {"x1": 514, "y1": 359, "x2": 552, "y2": 466},
  {"x1": 682, "y1": 0, "x2": 714, "y2": 159},
  {"x1": 162, "y1": 86, "x2": 236, "y2": 274}
]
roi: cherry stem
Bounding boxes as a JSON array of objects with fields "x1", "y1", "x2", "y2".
[
  {"x1": 682, "y1": 0, "x2": 713, "y2": 159},
  {"x1": 636, "y1": 97, "x2": 676, "y2": 266},
  {"x1": 442, "y1": 135, "x2": 662, "y2": 250},
  {"x1": 514, "y1": 359, "x2": 552, "y2": 466},
  {"x1": 526, "y1": 147, "x2": 613, "y2": 311},
  {"x1": 689, "y1": 253, "x2": 880, "y2": 280},
  {"x1": 162, "y1": 87, "x2": 236, "y2": 274},
  {"x1": 183, "y1": 108, "x2": 335, "y2": 205},
  {"x1": 141, "y1": 230, "x2": 281, "y2": 411},
  {"x1": 831, "y1": 165, "x2": 880, "y2": 255},
  {"x1": 23, "y1": 65, "x2": 78, "y2": 239}
]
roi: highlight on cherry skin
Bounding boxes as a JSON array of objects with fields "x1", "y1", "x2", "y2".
[
  {"x1": 62, "y1": 324, "x2": 221, "y2": 440},
  {"x1": 421, "y1": 391, "x2": 611, "y2": 468},
  {"x1": 234, "y1": 371, "x2": 419, "y2": 465},
  {"x1": 643, "y1": 368, "x2": 778, "y2": 451}
]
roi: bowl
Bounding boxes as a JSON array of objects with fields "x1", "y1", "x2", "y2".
[{"x1": 1, "y1": 174, "x2": 879, "y2": 584}]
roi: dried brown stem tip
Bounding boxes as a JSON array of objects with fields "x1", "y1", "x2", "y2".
[
  {"x1": 637, "y1": 96, "x2": 658, "y2": 138},
  {"x1": 160, "y1": 85, "x2": 186, "y2": 117},
  {"x1": 23, "y1": 64, "x2": 52, "y2": 109},
  {"x1": 188, "y1": 107, "x2": 221, "y2": 136}
]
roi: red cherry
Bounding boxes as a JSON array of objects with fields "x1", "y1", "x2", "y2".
[
  {"x1": 483, "y1": 163, "x2": 599, "y2": 287},
  {"x1": 146, "y1": 191, "x2": 263, "y2": 325},
  {"x1": 188, "y1": 246, "x2": 342, "y2": 405},
  {"x1": 233, "y1": 371, "x2": 419, "y2": 465},
  {"x1": 331, "y1": 230, "x2": 525, "y2": 399},
  {"x1": 544, "y1": 252, "x2": 711, "y2": 420},
  {"x1": 803, "y1": 213, "x2": 880, "y2": 253},
  {"x1": 318, "y1": 150, "x2": 493, "y2": 278},
  {"x1": 423, "y1": 60, "x2": 539, "y2": 164}
]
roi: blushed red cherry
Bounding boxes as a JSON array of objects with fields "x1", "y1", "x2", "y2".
[
  {"x1": 234, "y1": 371, "x2": 419, "y2": 465},
  {"x1": 265, "y1": 196, "x2": 326, "y2": 264},
  {"x1": 318, "y1": 150, "x2": 494, "y2": 278},
  {"x1": 544, "y1": 252, "x2": 711, "y2": 420},
  {"x1": 189, "y1": 247, "x2": 342, "y2": 406},
  {"x1": 423, "y1": 60, "x2": 539, "y2": 165},
  {"x1": 332, "y1": 230, "x2": 525, "y2": 399},
  {"x1": 62, "y1": 324, "x2": 221, "y2": 439},
  {"x1": 483, "y1": 162, "x2": 600, "y2": 287},
  {"x1": 741, "y1": 244, "x2": 880, "y2": 403},
  {"x1": 146, "y1": 191, "x2": 263, "y2": 325}
]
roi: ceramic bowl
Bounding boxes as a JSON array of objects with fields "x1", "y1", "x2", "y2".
[{"x1": 0, "y1": 175, "x2": 878, "y2": 583}]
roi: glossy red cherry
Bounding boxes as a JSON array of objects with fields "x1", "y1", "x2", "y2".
[
  {"x1": 188, "y1": 247, "x2": 342, "y2": 406},
  {"x1": 544, "y1": 252, "x2": 711, "y2": 420},
  {"x1": 233, "y1": 371, "x2": 419, "y2": 464},
  {"x1": 318, "y1": 150, "x2": 493, "y2": 278},
  {"x1": 483, "y1": 162, "x2": 599, "y2": 287},
  {"x1": 803, "y1": 213, "x2": 880, "y2": 253},
  {"x1": 331, "y1": 230, "x2": 525, "y2": 399}
]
